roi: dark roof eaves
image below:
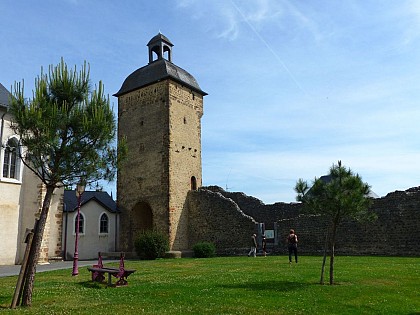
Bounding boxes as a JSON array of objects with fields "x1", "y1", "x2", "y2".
[
  {"x1": 113, "y1": 60, "x2": 207, "y2": 97},
  {"x1": 63, "y1": 190, "x2": 118, "y2": 213},
  {"x1": 113, "y1": 75, "x2": 207, "y2": 97},
  {"x1": 65, "y1": 197, "x2": 119, "y2": 213},
  {"x1": 85, "y1": 196, "x2": 119, "y2": 213}
]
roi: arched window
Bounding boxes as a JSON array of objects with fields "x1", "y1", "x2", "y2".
[
  {"x1": 100, "y1": 213, "x2": 109, "y2": 234},
  {"x1": 74, "y1": 213, "x2": 84, "y2": 234},
  {"x1": 2, "y1": 138, "x2": 20, "y2": 179}
]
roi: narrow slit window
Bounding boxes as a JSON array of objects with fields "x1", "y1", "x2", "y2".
[{"x1": 191, "y1": 176, "x2": 197, "y2": 190}]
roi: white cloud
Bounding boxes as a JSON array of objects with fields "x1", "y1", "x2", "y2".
[
  {"x1": 401, "y1": 0, "x2": 420, "y2": 45},
  {"x1": 217, "y1": 5, "x2": 240, "y2": 40},
  {"x1": 176, "y1": 0, "x2": 322, "y2": 42}
]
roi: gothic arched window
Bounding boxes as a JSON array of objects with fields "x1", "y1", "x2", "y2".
[
  {"x1": 2, "y1": 138, "x2": 20, "y2": 179},
  {"x1": 100, "y1": 213, "x2": 109, "y2": 234}
]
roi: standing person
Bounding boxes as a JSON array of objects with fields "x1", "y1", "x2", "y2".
[
  {"x1": 287, "y1": 229, "x2": 298, "y2": 263},
  {"x1": 248, "y1": 233, "x2": 257, "y2": 257},
  {"x1": 262, "y1": 236, "x2": 267, "y2": 257}
]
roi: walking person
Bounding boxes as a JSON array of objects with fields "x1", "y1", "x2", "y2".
[
  {"x1": 262, "y1": 236, "x2": 267, "y2": 257},
  {"x1": 287, "y1": 229, "x2": 298, "y2": 263},
  {"x1": 248, "y1": 233, "x2": 257, "y2": 257}
]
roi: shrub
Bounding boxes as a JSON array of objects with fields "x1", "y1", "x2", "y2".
[
  {"x1": 134, "y1": 230, "x2": 169, "y2": 260},
  {"x1": 193, "y1": 241, "x2": 216, "y2": 258}
]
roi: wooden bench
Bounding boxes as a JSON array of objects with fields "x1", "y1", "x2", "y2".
[
  {"x1": 87, "y1": 266, "x2": 136, "y2": 286},
  {"x1": 87, "y1": 252, "x2": 136, "y2": 286}
]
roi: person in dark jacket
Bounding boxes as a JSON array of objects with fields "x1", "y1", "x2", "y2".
[
  {"x1": 262, "y1": 236, "x2": 267, "y2": 257},
  {"x1": 287, "y1": 229, "x2": 298, "y2": 263}
]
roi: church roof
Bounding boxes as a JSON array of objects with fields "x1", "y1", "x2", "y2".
[
  {"x1": 114, "y1": 58, "x2": 207, "y2": 97},
  {"x1": 0, "y1": 82, "x2": 10, "y2": 109},
  {"x1": 63, "y1": 190, "x2": 118, "y2": 213}
]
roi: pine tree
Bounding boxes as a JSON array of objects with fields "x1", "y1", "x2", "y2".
[
  {"x1": 295, "y1": 161, "x2": 375, "y2": 284},
  {"x1": 9, "y1": 58, "x2": 126, "y2": 306}
]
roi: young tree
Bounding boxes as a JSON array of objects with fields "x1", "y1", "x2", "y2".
[
  {"x1": 294, "y1": 161, "x2": 375, "y2": 285},
  {"x1": 9, "y1": 59, "x2": 126, "y2": 306}
]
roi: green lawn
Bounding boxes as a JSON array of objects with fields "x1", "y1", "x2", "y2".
[{"x1": 0, "y1": 256, "x2": 418, "y2": 314}]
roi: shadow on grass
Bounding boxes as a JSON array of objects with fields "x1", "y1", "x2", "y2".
[
  {"x1": 0, "y1": 296, "x2": 11, "y2": 309},
  {"x1": 219, "y1": 280, "x2": 316, "y2": 292},
  {"x1": 78, "y1": 280, "x2": 107, "y2": 289}
]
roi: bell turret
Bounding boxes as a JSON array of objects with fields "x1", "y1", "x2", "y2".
[{"x1": 147, "y1": 33, "x2": 173, "y2": 63}]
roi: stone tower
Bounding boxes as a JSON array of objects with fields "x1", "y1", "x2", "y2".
[{"x1": 115, "y1": 33, "x2": 207, "y2": 252}]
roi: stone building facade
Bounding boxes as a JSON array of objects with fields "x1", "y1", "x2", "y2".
[{"x1": 116, "y1": 33, "x2": 206, "y2": 252}]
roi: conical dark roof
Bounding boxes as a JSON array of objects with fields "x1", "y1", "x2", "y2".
[
  {"x1": 114, "y1": 58, "x2": 206, "y2": 97},
  {"x1": 115, "y1": 34, "x2": 206, "y2": 97}
]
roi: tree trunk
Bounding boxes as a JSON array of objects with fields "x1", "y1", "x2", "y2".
[
  {"x1": 320, "y1": 230, "x2": 329, "y2": 285},
  {"x1": 10, "y1": 230, "x2": 34, "y2": 308},
  {"x1": 329, "y1": 219, "x2": 339, "y2": 285},
  {"x1": 329, "y1": 240, "x2": 335, "y2": 285},
  {"x1": 21, "y1": 185, "x2": 55, "y2": 307}
]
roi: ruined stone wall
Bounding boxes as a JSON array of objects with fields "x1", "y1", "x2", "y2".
[
  {"x1": 187, "y1": 188, "x2": 258, "y2": 255},
  {"x1": 198, "y1": 186, "x2": 420, "y2": 256},
  {"x1": 205, "y1": 186, "x2": 300, "y2": 229},
  {"x1": 272, "y1": 188, "x2": 420, "y2": 256},
  {"x1": 336, "y1": 187, "x2": 420, "y2": 256}
]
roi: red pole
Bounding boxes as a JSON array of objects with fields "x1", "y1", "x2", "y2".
[{"x1": 72, "y1": 192, "x2": 82, "y2": 276}]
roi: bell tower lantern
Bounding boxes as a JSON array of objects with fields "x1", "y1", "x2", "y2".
[{"x1": 147, "y1": 33, "x2": 173, "y2": 63}]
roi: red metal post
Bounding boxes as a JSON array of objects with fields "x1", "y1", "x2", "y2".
[{"x1": 72, "y1": 184, "x2": 84, "y2": 276}]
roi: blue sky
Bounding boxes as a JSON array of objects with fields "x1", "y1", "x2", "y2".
[{"x1": 1, "y1": 0, "x2": 420, "y2": 203}]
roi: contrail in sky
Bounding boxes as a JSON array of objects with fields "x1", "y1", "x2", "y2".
[{"x1": 230, "y1": 0, "x2": 307, "y2": 95}]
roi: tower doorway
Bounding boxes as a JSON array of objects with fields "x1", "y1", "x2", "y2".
[{"x1": 132, "y1": 202, "x2": 153, "y2": 237}]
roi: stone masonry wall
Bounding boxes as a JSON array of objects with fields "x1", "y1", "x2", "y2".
[
  {"x1": 118, "y1": 79, "x2": 205, "y2": 252},
  {"x1": 195, "y1": 186, "x2": 420, "y2": 256},
  {"x1": 205, "y1": 186, "x2": 300, "y2": 229},
  {"x1": 117, "y1": 81, "x2": 171, "y2": 251},
  {"x1": 187, "y1": 188, "x2": 258, "y2": 255},
  {"x1": 168, "y1": 81, "x2": 204, "y2": 250}
]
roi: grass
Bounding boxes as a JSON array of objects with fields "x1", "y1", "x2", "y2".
[{"x1": 0, "y1": 256, "x2": 418, "y2": 314}]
